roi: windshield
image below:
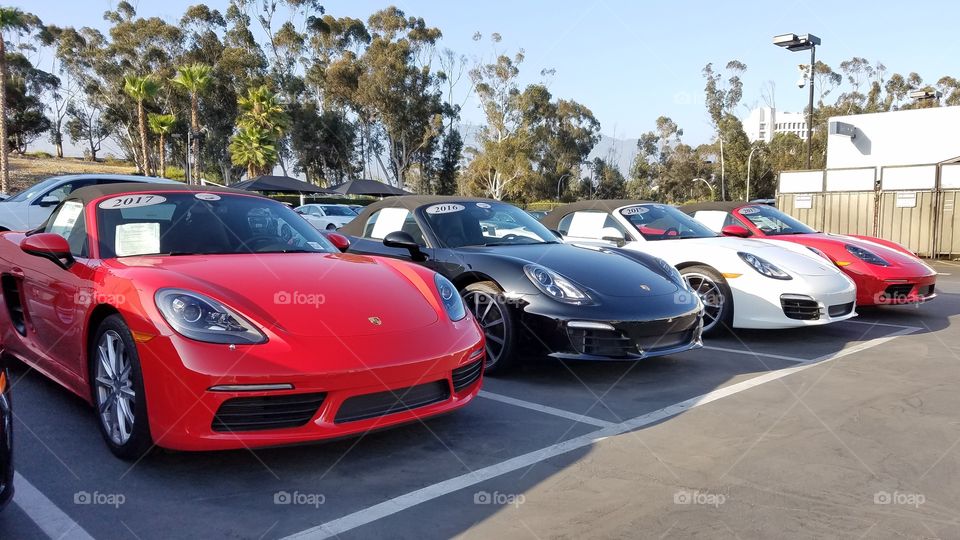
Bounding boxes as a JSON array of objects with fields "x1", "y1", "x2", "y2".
[
  {"x1": 738, "y1": 205, "x2": 816, "y2": 235},
  {"x1": 421, "y1": 201, "x2": 558, "y2": 247},
  {"x1": 5, "y1": 176, "x2": 63, "y2": 203},
  {"x1": 320, "y1": 205, "x2": 356, "y2": 217},
  {"x1": 620, "y1": 204, "x2": 718, "y2": 241},
  {"x1": 95, "y1": 192, "x2": 337, "y2": 258}
]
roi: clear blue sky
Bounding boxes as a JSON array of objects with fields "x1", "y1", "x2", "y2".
[{"x1": 16, "y1": 0, "x2": 960, "y2": 148}]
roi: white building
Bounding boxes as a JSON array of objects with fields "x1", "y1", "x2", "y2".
[{"x1": 743, "y1": 106, "x2": 809, "y2": 143}]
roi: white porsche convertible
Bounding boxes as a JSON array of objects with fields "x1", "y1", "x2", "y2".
[{"x1": 541, "y1": 200, "x2": 857, "y2": 334}]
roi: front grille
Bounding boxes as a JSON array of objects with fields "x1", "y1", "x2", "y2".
[
  {"x1": 334, "y1": 381, "x2": 450, "y2": 424},
  {"x1": 567, "y1": 327, "x2": 637, "y2": 357},
  {"x1": 828, "y1": 302, "x2": 854, "y2": 318},
  {"x1": 211, "y1": 392, "x2": 327, "y2": 432},
  {"x1": 781, "y1": 295, "x2": 820, "y2": 320},
  {"x1": 883, "y1": 284, "x2": 914, "y2": 300},
  {"x1": 920, "y1": 284, "x2": 935, "y2": 297},
  {"x1": 452, "y1": 359, "x2": 483, "y2": 392}
]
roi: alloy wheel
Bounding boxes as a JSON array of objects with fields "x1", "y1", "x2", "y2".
[
  {"x1": 94, "y1": 330, "x2": 136, "y2": 446},
  {"x1": 683, "y1": 272, "x2": 725, "y2": 333},
  {"x1": 463, "y1": 290, "x2": 507, "y2": 369}
]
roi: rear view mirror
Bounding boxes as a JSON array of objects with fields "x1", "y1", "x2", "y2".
[{"x1": 383, "y1": 231, "x2": 427, "y2": 261}]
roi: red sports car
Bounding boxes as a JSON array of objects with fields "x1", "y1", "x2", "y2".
[
  {"x1": 0, "y1": 184, "x2": 484, "y2": 459},
  {"x1": 682, "y1": 202, "x2": 937, "y2": 306}
]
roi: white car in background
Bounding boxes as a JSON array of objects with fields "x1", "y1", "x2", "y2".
[
  {"x1": 0, "y1": 174, "x2": 177, "y2": 231},
  {"x1": 541, "y1": 200, "x2": 857, "y2": 334},
  {"x1": 295, "y1": 203, "x2": 357, "y2": 230}
]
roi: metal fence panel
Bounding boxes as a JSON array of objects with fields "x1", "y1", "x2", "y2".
[
  {"x1": 776, "y1": 192, "x2": 824, "y2": 230},
  {"x1": 937, "y1": 191, "x2": 960, "y2": 257},
  {"x1": 822, "y1": 191, "x2": 875, "y2": 235},
  {"x1": 878, "y1": 190, "x2": 937, "y2": 257}
]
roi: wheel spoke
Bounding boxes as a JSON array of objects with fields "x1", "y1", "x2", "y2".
[
  {"x1": 486, "y1": 333, "x2": 504, "y2": 346},
  {"x1": 483, "y1": 317, "x2": 503, "y2": 328},
  {"x1": 98, "y1": 347, "x2": 115, "y2": 379},
  {"x1": 99, "y1": 394, "x2": 114, "y2": 414},
  {"x1": 479, "y1": 299, "x2": 494, "y2": 322},
  {"x1": 95, "y1": 376, "x2": 114, "y2": 388}
]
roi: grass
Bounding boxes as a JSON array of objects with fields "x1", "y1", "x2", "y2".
[{"x1": 7, "y1": 155, "x2": 138, "y2": 194}]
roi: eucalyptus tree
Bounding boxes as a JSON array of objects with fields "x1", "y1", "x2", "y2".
[{"x1": 0, "y1": 6, "x2": 39, "y2": 191}]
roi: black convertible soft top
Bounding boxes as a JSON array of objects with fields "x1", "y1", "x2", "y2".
[
  {"x1": 68, "y1": 182, "x2": 249, "y2": 205},
  {"x1": 677, "y1": 201, "x2": 749, "y2": 214},
  {"x1": 538, "y1": 200, "x2": 652, "y2": 229},
  {"x1": 338, "y1": 195, "x2": 499, "y2": 236}
]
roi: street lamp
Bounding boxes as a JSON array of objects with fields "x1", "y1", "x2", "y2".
[
  {"x1": 745, "y1": 143, "x2": 765, "y2": 201},
  {"x1": 692, "y1": 178, "x2": 715, "y2": 200},
  {"x1": 773, "y1": 32, "x2": 820, "y2": 170}
]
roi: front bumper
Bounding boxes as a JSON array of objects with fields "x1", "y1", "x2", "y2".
[
  {"x1": 135, "y1": 321, "x2": 485, "y2": 451},
  {"x1": 851, "y1": 271, "x2": 937, "y2": 306},
  {"x1": 730, "y1": 272, "x2": 857, "y2": 329}
]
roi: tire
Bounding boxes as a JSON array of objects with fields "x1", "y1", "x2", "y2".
[
  {"x1": 325, "y1": 223, "x2": 337, "y2": 230},
  {"x1": 680, "y1": 265, "x2": 733, "y2": 336},
  {"x1": 89, "y1": 314, "x2": 153, "y2": 460},
  {"x1": 461, "y1": 281, "x2": 518, "y2": 375}
]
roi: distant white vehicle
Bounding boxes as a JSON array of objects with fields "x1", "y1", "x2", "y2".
[
  {"x1": 295, "y1": 203, "x2": 357, "y2": 230},
  {"x1": 0, "y1": 174, "x2": 177, "y2": 231}
]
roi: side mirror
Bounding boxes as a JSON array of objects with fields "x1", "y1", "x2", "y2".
[
  {"x1": 383, "y1": 231, "x2": 427, "y2": 261},
  {"x1": 294, "y1": 208, "x2": 305, "y2": 215},
  {"x1": 21, "y1": 233, "x2": 74, "y2": 269},
  {"x1": 324, "y1": 231, "x2": 351, "y2": 252},
  {"x1": 721, "y1": 224, "x2": 751, "y2": 238},
  {"x1": 38, "y1": 195, "x2": 60, "y2": 207},
  {"x1": 600, "y1": 226, "x2": 626, "y2": 246}
]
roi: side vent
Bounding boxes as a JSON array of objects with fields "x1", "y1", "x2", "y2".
[{"x1": 1, "y1": 275, "x2": 25, "y2": 336}]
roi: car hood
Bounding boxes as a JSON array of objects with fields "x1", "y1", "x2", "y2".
[
  {"x1": 111, "y1": 253, "x2": 440, "y2": 338},
  {"x1": 460, "y1": 243, "x2": 680, "y2": 298},
  {"x1": 813, "y1": 233, "x2": 932, "y2": 271},
  {"x1": 655, "y1": 236, "x2": 839, "y2": 277}
]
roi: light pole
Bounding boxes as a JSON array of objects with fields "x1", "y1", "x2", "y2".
[
  {"x1": 745, "y1": 143, "x2": 764, "y2": 201},
  {"x1": 718, "y1": 135, "x2": 725, "y2": 201},
  {"x1": 692, "y1": 178, "x2": 715, "y2": 200},
  {"x1": 557, "y1": 173, "x2": 573, "y2": 201},
  {"x1": 773, "y1": 33, "x2": 820, "y2": 170}
]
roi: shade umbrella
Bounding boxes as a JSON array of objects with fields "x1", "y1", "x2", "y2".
[
  {"x1": 232, "y1": 175, "x2": 333, "y2": 205},
  {"x1": 328, "y1": 178, "x2": 411, "y2": 197}
]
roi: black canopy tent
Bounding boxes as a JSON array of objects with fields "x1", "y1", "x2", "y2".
[
  {"x1": 232, "y1": 175, "x2": 333, "y2": 206},
  {"x1": 328, "y1": 178, "x2": 411, "y2": 197}
]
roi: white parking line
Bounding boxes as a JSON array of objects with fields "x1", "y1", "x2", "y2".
[
  {"x1": 479, "y1": 391, "x2": 615, "y2": 428},
  {"x1": 702, "y1": 346, "x2": 805, "y2": 363},
  {"x1": 842, "y1": 319, "x2": 922, "y2": 331},
  {"x1": 13, "y1": 472, "x2": 95, "y2": 540},
  {"x1": 282, "y1": 326, "x2": 919, "y2": 540}
]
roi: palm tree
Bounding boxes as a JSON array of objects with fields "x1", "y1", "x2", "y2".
[
  {"x1": 237, "y1": 85, "x2": 288, "y2": 137},
  {"x1": 147, "y1": 113, "x2": 175, "y2": 178},
  {"x1": 229, "y1": 126, "x2": 276, "y2": 180},
  {"x1": 123, "y1": 74, "x2": 160, "y2": 176},
  {"x1": 0, "y1": 8, "x2": 31, "y2": 193},
  {"x1": 171, "y1": 63, "x2": 211, "y2": 184}
]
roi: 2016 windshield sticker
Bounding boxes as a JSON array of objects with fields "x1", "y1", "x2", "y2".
[
  {"x1": 99, "y1": 195, "x2": 167, "y2": 210},
  {"x1": 195, "y1": 193, "x2": 221, "y2": 201},
  {"x1": 476, "y1": 202, "x2": 491, "y2": 209},
  {"x1": 426, "y1": 203, "x2": 465, "y2": 215},
  {"x1": 621, "y1": 206, "x2": 648, "y2": 216},
  {"x1": 739, "y1": 206, "x2": 760, "y2": 215}
]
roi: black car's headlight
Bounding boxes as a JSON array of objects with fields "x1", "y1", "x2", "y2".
[
  {"x1": 738, "y1": 252, "x2": 791, "y2": 280},
  {"x1": 156, "y1": 289, "x2": 267, "y2": 344},
  {"x1": 656, "y1": 257, "x2": 688, "y2": 289},
  {"x1": 434, "y1": 274, "x2": 466, "y2": 321},
  {"x1": 523, "y1": 264, "x2": 591, "y2": 304},
  {"x1": 844, "y1": 244, "x2": 890, "y2": 267}
]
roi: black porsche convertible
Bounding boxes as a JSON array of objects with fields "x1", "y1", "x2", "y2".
[{"x1": 340, "y1": 197, "x2": 704, "y2": 373}]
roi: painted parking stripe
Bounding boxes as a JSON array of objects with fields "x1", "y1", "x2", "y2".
[
  {"x1": 479, "y1": 390, "x2": 615, "y2": 428},
  {"x1": 282, "y1": 326, "x2": 918, "y2": 540},
  {"x1": 13, "y1": 472, "x2": 95, "y2": 540},
  {"x1": 841, "y1": 319, "x2": 922, "y2": 331},
  {"x1": 702, "y1": 345, "x2": 805, "y2": 363}
]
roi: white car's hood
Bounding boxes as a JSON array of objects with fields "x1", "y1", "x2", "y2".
[{"x1": 650, "y1": 236, "x2": 838, "y2": 277}]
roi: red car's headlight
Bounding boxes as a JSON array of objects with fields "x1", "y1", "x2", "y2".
[{"x1": 155, "y1": 288, "x2": 267, "y2": 345}]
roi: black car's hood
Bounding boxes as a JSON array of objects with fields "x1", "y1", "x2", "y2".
[{"x1": 456, "y1": 243, "x2": 679, "y2": 298}]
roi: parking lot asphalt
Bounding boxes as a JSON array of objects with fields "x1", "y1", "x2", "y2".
[{"x1": 1, "y1": 261, "x2": 958, "y2": 539}]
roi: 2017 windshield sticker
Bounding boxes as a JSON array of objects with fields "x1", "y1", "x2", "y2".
[
  {"x1": 739, "y1": 206, "x2": 760, "y2": 215},
  {"x1": 621, "y1": 206, "x2": 648, "y2": 216},
  {"x1": 99, "y1": 195, "x2": 167, "y2": 210},
  {"x1": 426, "y1": 203, "x2": 465, "y2": 215}
]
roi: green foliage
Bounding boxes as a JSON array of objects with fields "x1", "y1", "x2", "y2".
[{"x1": 229, "y1": 125, "x2": 277, "y2": 179}]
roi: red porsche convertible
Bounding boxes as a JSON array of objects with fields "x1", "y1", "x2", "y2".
[
  {"x1": 682, "y1": 202, "x2": 937, "y2": 306},
  {"x1": 0, "y1": 184, "x2": 484, "y2": 458}
]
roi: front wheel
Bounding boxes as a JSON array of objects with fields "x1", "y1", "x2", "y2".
[
  {"x1": 90, "y1": 315, "x2": 153, "y2": 460},
  {"x1": 680, "y1": 265, "x2": 733, "y2": 335},
  {"x1": 325, "y1": 223, "x2": 337, "y2": 231},
  {"x1": 462, "y1": 281, "x2": 517, "y2": 375}
]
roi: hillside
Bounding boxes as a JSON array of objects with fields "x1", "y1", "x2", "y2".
[{"x1": 7, "y1": 155, "x2": 138, "y2": 194}]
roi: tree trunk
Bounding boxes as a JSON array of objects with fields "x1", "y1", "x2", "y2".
[
  {"x1": 137, "y1": 101, "x2": 150, "y2": 176},
  {"x1": 158, "y1": 133, "x2": 166, "y2": 178},
  {"x1": 190, "y1": 95, "x2": 200, "y2": 185},
  {"x1": 0, "y1": 38, "x2": 8, "y2": 193},
  {"x1": 54, "y1": 133, "x2": 63, "y2": 159}
]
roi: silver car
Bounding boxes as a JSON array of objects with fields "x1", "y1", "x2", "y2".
[
  {"x1": 0, "y1": 174, "x2": 178, "y2": 231},
  {"x1": 295, "y1": 203, "x2": 357, "y2": 230}
]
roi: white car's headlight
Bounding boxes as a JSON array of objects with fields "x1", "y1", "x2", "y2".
[
  {"x1": 738, "y1": 252, "x2": 791, "y2": 280},
  {"x1": 156, "y1": 288, "x2": 267, "y2": 344},
  {"x1": 434, "y1": 274, "x2": 466, "y2": 321},
  {"x1": 523, "y1": 264, "x2": 591, "y2": 304}
]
